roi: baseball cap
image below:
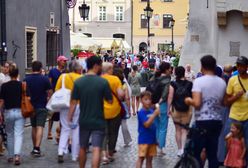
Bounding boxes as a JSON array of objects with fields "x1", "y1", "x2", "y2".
[
  {"x1": 57, "y1": 55, "x2": 69, "y2": 62},
  {"x1": 236, "y1": 56, "x2": 248, "y2": 65}
]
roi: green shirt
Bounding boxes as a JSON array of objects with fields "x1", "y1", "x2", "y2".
[{"x1": 71, "y1": 75, "x2": 112, "y2": 130}]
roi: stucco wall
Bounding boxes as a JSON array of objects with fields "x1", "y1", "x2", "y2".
[
  {"x1": 180, "y1": 0, "x2": 248, "y2": 71},
  {"x1": 5, "y1": 0, "x2": 70, "y2": 77}
]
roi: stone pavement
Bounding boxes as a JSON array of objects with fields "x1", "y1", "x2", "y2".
[{"x1": 0, "y1": 117, "x2": 180, "y2": 168}]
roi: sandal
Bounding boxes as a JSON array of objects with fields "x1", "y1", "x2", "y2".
[
  {"x1": 14, "y1": 155, "x2": 21, "y2": 165},
  {"x1": 47, "y1": 133, "x2": 53, "y2": 140},
  {"x1": 101, "y1": 157, "x2": 109, "y2": 165},
  {"x1": 7, "y1": 157, "x2": 13, "y2": 163}
]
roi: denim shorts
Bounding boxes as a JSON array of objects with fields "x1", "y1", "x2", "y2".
[
  {"x1": 79, "y1": 128, "x2": 105, "y2": 148},
  {"x1": 30, "y1": 108, "x2": 48, "y2": 127}
]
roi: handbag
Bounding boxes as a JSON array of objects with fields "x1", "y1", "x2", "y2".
[
  {"x1": 111, "y1": 91, "x2": 130, "y2": 119},
  {"x1": 46, "y1": 74, "x2": 71, "y2": 111},
  {"x1": 21, "y1": 82, "x2": 34, "y2": 118}
]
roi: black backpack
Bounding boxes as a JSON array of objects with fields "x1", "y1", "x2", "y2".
[
  {"x1": 146, "y1": 78, "x2": 164, "y2": 104},
  {"x1": 172, "y1": 81, "x2": 192, "y2": 112}
]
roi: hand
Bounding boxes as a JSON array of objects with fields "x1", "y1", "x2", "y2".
[
  {"x1": 236, "y1": 91, "x2": 245, "y2": 99},
  {"x1": 154, "y1": 108, "x2": 160, "y2": 116},
  {"x1": 225, "y1": 132, "x2": 233, "y2": 140},
  {"x1": 184, "y1": 97, "x2": 192, "y2": 105}
]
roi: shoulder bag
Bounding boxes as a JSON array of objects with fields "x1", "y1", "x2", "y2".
[
  {"x1": 46, "y1": 74, "x2": 71, "y2": 111},
  {"x1": 21, "y1": 82, "x2": 34, "y2": 118}
]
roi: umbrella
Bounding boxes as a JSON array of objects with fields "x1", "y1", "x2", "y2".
[{"x1": 77, "y1": 51, "x2": 95, "y2": 58}]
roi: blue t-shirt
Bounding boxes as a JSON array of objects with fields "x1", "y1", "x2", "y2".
[
  {"x1": 138, "y1": 108, "x2": 157, "y2": 144},
  {"x1": 48, "y1": 68, "x2": 62, "y2": 90},
  {"x1": 24, "y1": 74, "x2": 52, "y2": 109}
]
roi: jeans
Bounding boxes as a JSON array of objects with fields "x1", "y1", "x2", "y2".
[
  {"x1": 4, "y1": 108, "x2": 25, "y2": 157},
  {"x1": 58, "y1": 105, "x2": 80, "y2": 160},
  {"x1": 121, "y1": 119, "x2": 132, "y2": 145},
  {"x1": 155, "y1": 102, "x2": 169, "y2": 149},
  {"x1": 193, "y1": 120, "x2": 222, "y2": 168}
]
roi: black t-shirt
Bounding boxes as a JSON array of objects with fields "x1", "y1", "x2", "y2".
[
  {"x1": 171, "y1": 80, "x2": 192, "y2": 112},
  {"x1": 0, "y1": 80, "x2": 22, "y2": 109}
]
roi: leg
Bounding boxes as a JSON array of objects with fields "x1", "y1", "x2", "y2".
[
  {"x1": 108, "y1": 114, "x2": 121, "y2": 156},
  {"x1": 32, "y1": 127, "x2": 36, "y2": 147},
  {"x1": 91, "y1": 147, "x2": 102, "y2": 168},
  {"x1": 181, "y1": 128, "x2": 188, "y2": 150},
  {"x1": 121, "y1": 119, "x2": 132, "y2": 145},
  {"x1": 4, "y1": 112, "x2": 14, "y2": 158},
  {"x1": 174, "y1": 124, "x2": 182, "y2": 150},
  {"x1": 79, "y1": 148, "x2": 87, "y2": 168},
  {"x1": 13, "y1": 110, "x2": 25, "y2": 155},
  {"x1": 135, "y1": 96, "x2": 140, "y2": 112},
  {"x1": 136, "y1": 157, "x2": 145, "y2": 168},
  {"x1": 58, "y1": 110, "x2": 71, "y2": 156},
  {"x1": 47, "y1": 119, "x2": 53, "y2": 139},
  {"x1": 146, "y1": 156, "x2": 153, "y2": 168},
  {"x1": 158, "y1": 113, "x2": 168, "y2": 149},
  {"x1": 71, "y1": 106, "x2": 80, "y2": 160},
  {"x1": 35, "y1": 126, "x2": 44, "y2": 148},
  {"x1": 132, "y1": 97, "x2": 136, "y2": 115}
]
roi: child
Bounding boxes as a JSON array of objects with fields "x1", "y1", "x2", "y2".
[
  {"x1": 224, "y1": 122, "x2": 246, "y2": 168},
  {"x1": 136, "y1": 91, "x2": 160, "y2": 168}
]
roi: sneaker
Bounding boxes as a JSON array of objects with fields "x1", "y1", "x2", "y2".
[
  {"x1": 58, "y1": 155, "x2": 64, "y2": 163},
  {"x1": 177, "y1": 149, "x2": 184, "y2": 157},
  {"x1": 101, "y1": 156, "x2": 109, "y2": 165},
  {"x1": 157, "y1": 149, "x2": 166, "y2": 157},
  {"x1": 31, "y1": 149, "x2": 41, "y2": 157}
]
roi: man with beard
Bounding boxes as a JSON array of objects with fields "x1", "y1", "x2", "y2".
[
  {"x1": 68, "y1": 56, "x2": 113, "y2": 168},
  {"x1": 225, "y1": 56, "x2": 248, "y2": 162}
]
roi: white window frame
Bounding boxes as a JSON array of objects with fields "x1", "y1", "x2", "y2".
[
  {"x1": 25, "y1": 26, "x2": 37, "y2": 69},
  {"x1": 115, "y1": 6, "x2": 124, "y2": 22},
  {"x1": 98, "y1": 6, "x2": 107, "y2": 21}
]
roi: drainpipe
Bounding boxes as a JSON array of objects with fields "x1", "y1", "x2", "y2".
[
  {"x1": 0, "y1": 0, "x2": 7, "y2": 65},
  {"x1": 60, "y1": 0, "x2": 64, "y2": 55},
  {"x1": 131, "y1": 0, "x2": 133, "y2": 53}
]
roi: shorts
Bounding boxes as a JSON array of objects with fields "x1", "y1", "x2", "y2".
[
  {"x1": 171, "y1": 106, "x2": 192, "y2": 125},
  {"x1": 30, "y1": 108, "x2": 48, "y2": 127},
  {"x1": 138, "y1": 144, "x2": 157, "y2": 157},
  {"x1": 79, "y1": 128, "x2": 105, "y2": 148}
]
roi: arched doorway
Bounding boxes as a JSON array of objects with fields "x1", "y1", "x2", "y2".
[{"x1": 139, "y1": 42, "x2": 147, "y2": 53}]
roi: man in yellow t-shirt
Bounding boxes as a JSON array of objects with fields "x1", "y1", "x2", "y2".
[
  {"x1": 101, "y1": 62, "x2": 124, "y2": 161},
  {"x1": 225, "y1": 56, "x2": 248, "y2": 161}
]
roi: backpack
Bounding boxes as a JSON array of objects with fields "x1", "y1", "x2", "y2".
[
  {"x1": 172, "y1": 81, "x2": 192, "y2": 112},
  {"x1": 146, "y1": 78, "x2": 164, "y2": 104}
]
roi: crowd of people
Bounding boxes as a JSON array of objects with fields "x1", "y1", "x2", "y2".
[{"x1": 0, "y1": 52, "x2": 247, "y2": 168}]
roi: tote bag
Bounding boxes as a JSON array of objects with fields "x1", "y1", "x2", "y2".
[
  {"x1": 46, "y1": 74, "x2": 71, "y2": 111},
  {"x1": 21, "y1": 82, "x2": 34, "y2": 118}
]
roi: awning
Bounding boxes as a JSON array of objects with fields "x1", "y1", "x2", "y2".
[
  {"x1": 120, "y1": 40, "x2": 131, "y2": 51},
  {"x1": 70, "y1": 32, "x2": 96, "y2": 50},
  {"x1": 93, "y1": 38, "x2": 118, "y2": 50}
]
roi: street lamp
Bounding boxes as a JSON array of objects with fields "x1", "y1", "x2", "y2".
[
  {"x1": 78, "y1": 1, "x2": 90, "y2": 20},
  {"x1": 170, "y1": 18, "x2": 175, "y2": 53},
  {"x1": 144, "y1": 0, "x2": 153, "y2": 59}
]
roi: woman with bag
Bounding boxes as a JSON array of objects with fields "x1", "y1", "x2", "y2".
[
  {"x1": 0, "y1": 65, "x2": 25, "y2": 165},
  {"x1": 55, "y1": 60, "x2": 82, "y2": 163},
  {"x1": 167, "y1": 66, "x2": 193, "y2": 157}
]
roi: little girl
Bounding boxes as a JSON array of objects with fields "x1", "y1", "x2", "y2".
[{"x1": 224, "y1": 122, "x2": 246, "y2": 168}]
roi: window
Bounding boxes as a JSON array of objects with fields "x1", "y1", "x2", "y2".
[
  {"x1": 99, "y1": 6, "x2": 106, "y2": 21},
  {"x1": 229, "y1": 41, "x2": 240, "y2": 57},
  {"x1": 141, "y1": 14, "x2": 148, "y2": 28},
  {"x1": 115, "y1": 6, "x2": 124, "y2": 21},
  {"x1": 25, "y1": 27, "x2": 37, "y2": 69},
  {"x1": 163, "y1": 0, "x2": 173, "y2": 2},
  {"x1": 163, "y1": 14, "x2": 173, "y2": 28},
  {"x1": 46, "y1": 31, "x2": 60, "y2": 68},
  {"x1": 113, "y1": 34, "x2": 125, "y2": 39},
  {"x1": 158, "y1": 43, "x2": 171, "y2": 52}
]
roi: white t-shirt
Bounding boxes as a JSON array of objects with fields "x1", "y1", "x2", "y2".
[{"x1": 192, "y1": 75, "x2": 226, "y2": 121}]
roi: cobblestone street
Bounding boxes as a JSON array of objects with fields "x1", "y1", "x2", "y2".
[{"x1": 0, "y1": 116, "x2": 179, "y2": 168}]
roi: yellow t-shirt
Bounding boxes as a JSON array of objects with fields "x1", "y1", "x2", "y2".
[
  {"x1": 226, "y1": 75, "x2": 248, "y2": 121},
  {"x1": 55, "y1": 72, "x2": 82, "y2": 91},
  {"x1": 102, "y1": 74, "x2": 122, "y2": 119}
]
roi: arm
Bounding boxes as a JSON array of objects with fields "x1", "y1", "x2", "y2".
[
  {"x1": 224, "y1": 91, "x2": 244, "y2": 106},
  {"x1": 0, "y1": 99, "x2": 4, "y2": 124},
  {"x1": 241, "y1": 138, "x2": 246, "y2": 159},
  {"x1": 167, "y1": 85, "x2": 174, "y2": 115},
  {"x1": 68, "y1": 99, "x2": 77, "y2": 122},
  {"x1": 124, "y1": 86, "x2": 131, "y2": 113},
  {"x1": 185, "y1": 92, "x2": 202, "y2": 110},
  {"x1": 143, "y1": 108, "x2": 160, "y2": 128}
]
